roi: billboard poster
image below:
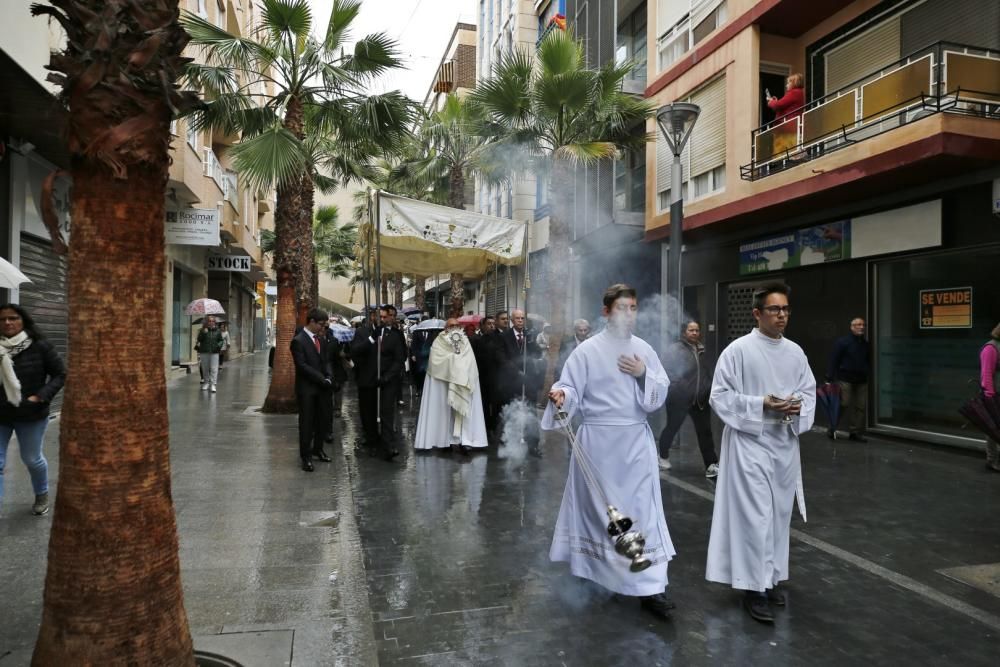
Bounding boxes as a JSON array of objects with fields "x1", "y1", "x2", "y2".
[{"x1": 739, "y1": 220, "x2": 851, "y2": 275}]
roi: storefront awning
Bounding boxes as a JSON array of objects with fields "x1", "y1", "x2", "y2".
[{"x1": 362, "y1": 191, "x2": 526, "y2": 278}]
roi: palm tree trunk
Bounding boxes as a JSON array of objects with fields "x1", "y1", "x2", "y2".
[
  {"x1": 414, "y1": 275, "x2": 426, "y2": 310},
  {"x1": 381, "y1": 276, "x2": 389, "y2": 305},
  {"x1": 311, "y1": 257, "x2": 320, "y2": 315},
  {"x1": 540, "y1": 157, "x2": 572, "y2": 400},
  {"x1": 393, "y1": 272, "x2": 403, "y2": 308},
  {"x1": 447, "y1": 166, "x2": 465, "y2": 317},
  {"x1": 32, "y1": 3, "x2": 193, "y2": 661},
  {"x1": 263, "y1": 95, "x2": 312, "y2": 413}
]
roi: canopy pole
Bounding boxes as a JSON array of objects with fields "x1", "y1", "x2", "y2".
[{"x1": 375, "y1": 190, "x2": 383, "y2": 437}]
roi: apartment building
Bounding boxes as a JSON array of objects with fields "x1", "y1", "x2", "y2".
[
  {"x1": 167, "y1": 0, "x2": 272, "y2": 369},
  {"x1": 644, "y1": 0, "x2": 1000, "y2": 447}
]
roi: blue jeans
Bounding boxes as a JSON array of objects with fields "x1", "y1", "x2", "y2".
[{"x1": 0, "y1": 418, "x2": 50, "y2": 503}]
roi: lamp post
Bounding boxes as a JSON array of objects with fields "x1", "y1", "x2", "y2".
[{"x1": 656, "y1": 102, "x2": 700, "y2": 342}]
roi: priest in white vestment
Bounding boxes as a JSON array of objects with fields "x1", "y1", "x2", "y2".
[
  {"x1": 414, "y1": 319, "x2": 488, "y2": 454},
  {"x1": 543, "y1": 284, "x2": 676, "y2": 619},
  {"x1": 705, "y1": 284, "x2": 816, "y2": 624}
]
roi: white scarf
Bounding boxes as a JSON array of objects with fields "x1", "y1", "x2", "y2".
[{"x1": 0, "y1": 331, "x2": 32, "y2": 405}]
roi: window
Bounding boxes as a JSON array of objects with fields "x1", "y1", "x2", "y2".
[
  {"x1": 692, "y1": 1, "x2": 726, "y2": 45},
  {"x1": 196, "y1": 0, "x2": 207, "y2": 17},
  {"x1": 617, "y1": 2, "x2": 648, "y2": 83},
  {"x1": 691, "y1": 164, "x2": 725, "y2": 199},
  {"x1": 186, "y1": 120, "x2": 199, "y2": 151},
  {"x1": 657, "y1": 1, "x2": 728, "y2": 71},
  {"x1": 658, "y1": 22, "x2": 690, "y2": 70}
]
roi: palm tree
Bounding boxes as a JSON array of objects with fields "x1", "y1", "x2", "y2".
[
  {"x1": 313, "y1": 204, "x2": 359, "y2": 281},
  {"x1": 182, "y1": 0, "x2": 412, "y2": 412},
  {"x1": 28, "y1": 0, "x2": 197, "y2": 663},
  {"x1": 393, "y1": 94, "x2": 504, "y2": 316},
  {"x1": 471, "y1": 31, "x2": 653, "y2": 393}
]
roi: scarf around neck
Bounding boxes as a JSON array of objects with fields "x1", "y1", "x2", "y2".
[{"x1": 0, "y1": 331, "x2": 32, "y2": 405}]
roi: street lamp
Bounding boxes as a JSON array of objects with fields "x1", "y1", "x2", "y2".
[{"x1": 656, "y1": 102, "x2": 700, "y2": 342}]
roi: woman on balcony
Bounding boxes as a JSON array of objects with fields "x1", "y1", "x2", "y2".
[{"x1": 767, "y1": 73, "x2": 806, "y2": 156}]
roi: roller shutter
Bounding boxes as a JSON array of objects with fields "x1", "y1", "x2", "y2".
[
  {"x1": 825, "y1": 17, "x2": 901, "y2": 93},
  {"x1": 18, "y1": 235, "x2": 68, "y2": 414},
  {"x1": 689, "y1": 75, "x2": 726, "y2": 177},
  {"x1": 900, "y1": 0, "x2": 1000, "y2": 54}
]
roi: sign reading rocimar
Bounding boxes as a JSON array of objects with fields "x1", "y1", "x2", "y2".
[{"x1": 920, "y1": 287, "x2": 973, "y2": 329}]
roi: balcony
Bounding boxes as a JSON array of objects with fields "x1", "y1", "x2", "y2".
[
  {"x1": 432, "y1": 61, "x2": 454, "y2": 94},
  {"x1": 741, "y1": 42, "x2": 1000, "y2": 181}
]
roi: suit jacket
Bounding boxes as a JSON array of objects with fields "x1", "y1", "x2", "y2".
[
  {"x1": 351, "y1": 324, "x2": 406, "y2": 389},
  {"x1": 291, "y1": 329, "x2": 335, "y2": 397},
  {"x1": 496, "y1": 327, "x2": 542, "y2": 402}
]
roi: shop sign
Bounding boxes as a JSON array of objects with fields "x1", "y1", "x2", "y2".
[
  {"x1": 920, "y1": 287, "x2": 972, "y2": 329},
  {"x1": 739, "y1": 221, "x2": 851, "y2": 275},
  {"x1": 165, "y1": 208, "x2": 219, "y2": 246},
  {"x1": 208, "y1": 254, "x2": 251, "y2": 272}
]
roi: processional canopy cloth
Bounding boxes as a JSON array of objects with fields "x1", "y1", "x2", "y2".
[{"x1": 366, "y1": 192, "x2": 526, "y2": 278}]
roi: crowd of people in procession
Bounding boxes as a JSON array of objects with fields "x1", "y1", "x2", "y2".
[{"x1": 1, "y1": 283, "x2": 997, "y2": 630}]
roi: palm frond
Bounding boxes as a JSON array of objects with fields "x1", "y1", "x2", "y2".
[
  {"x1": 228, "y1": 125, "x2": 308, "y2": 191},
  {"x1": 344, "y1": 33, "x2": 403, "y2": 79},
  {"x1": 536, "y1": 29, "x2": 583, "y2": 77},
  {"x1": 553, "y1": 142, "x2": 617, "y2": 164},
  {"x1": 322, "y1": 0, "x2": 362, "y2": 50},
  {"x1": 260, "y1": 0, "x2": 312, "y2": 40}
]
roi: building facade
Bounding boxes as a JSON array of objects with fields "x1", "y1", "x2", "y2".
[{"x1": 644, "y1": 0, "x2": 1000, "y2": 447}]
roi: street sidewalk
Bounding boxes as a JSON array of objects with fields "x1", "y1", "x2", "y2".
[{"x1": 1, "y1": 351, "x2": 376, "y2": 667}]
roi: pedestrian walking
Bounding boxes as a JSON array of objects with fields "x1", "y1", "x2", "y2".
[
  {"x1": 0, "y1": 304, "x2": 66, "y2": 516},
  {"x1": 554, "y1": 318, "x2": 591, "y2": 380},
  {"x1": 980, "y1": 322, "x2": 1000, "y2": 473},
  {"x1": 218, "y1": 322, "x2": 231, "y2": 369},
  {"x1": 195, "y1": 316, "x2": 224, "y2": 393},
  {"x1": 826, "y1": 317, "x2": 870, "y2": 441},
  {"x1": 706, "y1": 284, "x2": 816, "y2": 623},
  {"x1": 291, "y1": 309, "x2": 336, "y2": 472},
  {"x1": 543, "y1": 284, "x2": 676, "y2": 620},
  {"x1": 658, "y1": 320, "x2": 719, "y2": 478}
]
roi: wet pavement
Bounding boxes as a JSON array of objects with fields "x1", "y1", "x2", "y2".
[{"x1": 2, "y1": 351, "x2": 999, "y2": 665}]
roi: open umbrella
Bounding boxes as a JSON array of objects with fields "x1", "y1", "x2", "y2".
[
  {"x1": 0, "y1": 257, "x2": 32, "y2": 289},
  {"x1": 328, "y1": 323, "x2": 355, "y2": 343},
  {"x1": 959, "y1": 392, "x2": 1000, "y2": 443},
  {"x1": 402, "y1": 307, "x2": 423, "y2": 316},
  {"x1": 816, "y1": 382, "x2": 842, "y2": 435},
  {"x1": 192, "y1": 316, "x2": 227, "y2": 325},
  {"x1": 185, "y1": 298, "x2": 225, "y2": 316},
  {"x1": 413, "y1": 318, "x2": 446, "y2": 331},
  {"x1": 458, "y1": 314, "x2": 482, "y2": 326}
]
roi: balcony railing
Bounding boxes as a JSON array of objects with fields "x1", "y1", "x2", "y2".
[
  {"x1": 223, "y1": 169, "x2": 239, "y2": 213},
  {"x1": 741, "y1": 41, "x2": 1000, "y2": 181}
]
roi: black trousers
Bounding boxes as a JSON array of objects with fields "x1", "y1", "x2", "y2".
[
  {"x1": 357, "y1": 384, "x2": 398, "y2": 447},
  {"x1": 658, "y1": 399, "x2": 718, "y2": 467},
  {"x1": 298, "y1": 390, "x2": 331, "y2": 461}
]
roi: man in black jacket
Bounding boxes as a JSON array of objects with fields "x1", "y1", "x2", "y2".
[
  {"x1": 495, "y1": 309, "x2": 543, "y2": 450},
  {"x1": 658, "y1": 321, "x2": 719, "y2": 478},
  {"x1": 291, "y1": 309, "x2": 336, "y2": 472},
  {"x1": 827, "y1": 317, "x2": 870, "y2": 441},
  {"x1": 351, "y1": 305, "x2": 405, "y2": 460}
]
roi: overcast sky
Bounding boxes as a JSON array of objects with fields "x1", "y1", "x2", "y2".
[{"x1": 308, "y1": 0, "x2": 478, "y2": 103}]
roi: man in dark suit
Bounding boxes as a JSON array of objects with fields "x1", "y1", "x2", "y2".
[
  {"x1": 291, "y1": 309, "x2": 337, "y2": 472},
  {"x1": 496, "y1": 308, "x2": 543, "y2": 451},
  {"x1": 350, "y1": 305, "x2": 405, "y2": 460}
]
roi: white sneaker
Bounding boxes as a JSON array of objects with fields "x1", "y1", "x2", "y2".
[
  {"x1": 705, "y1": 463, "x2": 719, "y2": 479},
  {"x1": 201, "y1": 383, "x2": 209, "y2": 390},
  {"x1": 210, "y1": 384, "x2": 217, "y2": 393},
  {"x1": 658, "y1": 458, "x2": 672, "y2": 471}
]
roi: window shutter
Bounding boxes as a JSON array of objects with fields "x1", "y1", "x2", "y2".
[
  {"x1": 691, "y1": 0, "x2": 724, "y2": 28},
  {"x1": 900, "y1": 0, "x2": 1000, "y2": 54},
  {"x1": 656, "y1": 134, "x2": 689, "y2": 198},
  {"x1": 825, "y1": 17, "x2": 901, "y2": 93},
  {"x1": 689, "y1": 75, "x2": 726, "y2": 177},
  {"x1": 658, "y1": 0, "x2": 688, "y2": 37}
]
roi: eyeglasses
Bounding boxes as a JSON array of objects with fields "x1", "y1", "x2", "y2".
[{"x1": 761, "y1": 306, "x2": 792, "y2": 315}]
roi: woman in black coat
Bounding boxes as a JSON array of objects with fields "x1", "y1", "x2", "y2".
[{"x1": 0, "y1": 303, "x2": 66, "y2": 516}]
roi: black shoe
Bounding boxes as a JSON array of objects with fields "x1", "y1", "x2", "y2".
[
  {"x1": 826, "y1": 428, "x2": 835, "y2": 440},
  {"x1": 324, "y1": 434, "x2": 335, "y2": 444},
  {"x1": 848, "y1": 433, "x2": 868, "y2": 443},
  {"x1": 743, "y1": 592, "x2": 774, "y2": 623},
  {"x1": 381, "y1": 448, "x2": 399, "y2": 462},
  {"x1": 766, "y1": 587, "x2": 786, "y2": 606},
  {"x1": 451, "y1": 444, "x2": 471, "y2": 456},
  {"x1": 313, "y1": 450, "x2": 332, "y2": 463},
  {"x1": 639, "y1": 593, "x2": 674, "y2": 619},
  {"x1": 301, "y1": 459, "x2": 315, "y2": 472}
]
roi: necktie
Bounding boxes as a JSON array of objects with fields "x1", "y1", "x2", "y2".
[
  {"x1": 313, "y1": 336, "x2": 321, "y2": 354},
  {"x1": 517, "y1": 332, "x2": 523, "y2": 350}
]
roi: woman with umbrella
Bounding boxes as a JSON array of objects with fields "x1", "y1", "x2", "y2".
[
  {"x1": 195, "y1": 316, "x2": 225, "y2": 393},
  {"x1": 0, "y1": 303, "x2": 66, "y2": 516}
]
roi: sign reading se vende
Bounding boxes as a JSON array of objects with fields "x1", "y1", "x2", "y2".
[
  {"x1": 208, "y1": 254, "x2": 251, "y2": 272},
  {"x1": 920, "y1": 287, "x2": 972, "y2": 329}
]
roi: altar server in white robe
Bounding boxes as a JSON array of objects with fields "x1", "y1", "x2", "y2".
[
  {"x1": 543, "y1": 284, "x2": 676, "y2": 619},
  {"x1": 415, "y1": 319, "x2": 489, "y2": 454},
  {"x1": 706, "y1": 283, "x2": 816, "y2": 624}
]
